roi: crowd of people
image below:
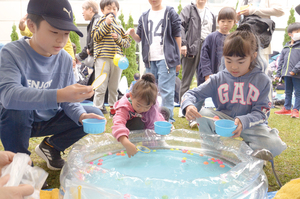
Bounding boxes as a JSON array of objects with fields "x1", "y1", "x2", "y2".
[{"x1": 0, "y1": 0, "x2": 300, "y2": 197}]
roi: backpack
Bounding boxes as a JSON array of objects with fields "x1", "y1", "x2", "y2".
[{"x1": 239, "y1": 14, "x2": 275, "y2": 49}]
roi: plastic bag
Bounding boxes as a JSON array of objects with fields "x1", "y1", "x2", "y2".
[{"x1": 1, "y1": 153, "x2": 48, "y2": 199}]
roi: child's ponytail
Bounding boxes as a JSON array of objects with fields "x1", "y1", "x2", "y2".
[
  {"x1": 131, "y1": 73, "x2": 157, "y2": 106},
  {"x1": 237, "y1": 24, "x2": 268, "y2": 73},
  {"x1": 222, "y1": 24, "x2": 268, "y2": 72},
  {"x1": 131, "y1": 73, "x2": 160, "y2": 130}
]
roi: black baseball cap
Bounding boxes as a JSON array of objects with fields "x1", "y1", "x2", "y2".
[{"x1": 27, "y1": 0, "x2": 83, "y2": 37}]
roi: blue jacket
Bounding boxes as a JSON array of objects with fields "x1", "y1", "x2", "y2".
[
  {"x1": 181, "y1": 67, "x2": 272, "y2": 130},
  {"x1": 276, "y1": 40, "x2": 300, "y2": 79},
  {"x1": 197, "y1": 31, "x2": 227, "y2": 85},
  {"x1": 136, "y1": 6, "x2": 181, "y2": 70}
]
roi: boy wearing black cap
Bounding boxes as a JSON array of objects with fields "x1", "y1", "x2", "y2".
[{"x1": 0, "y1": 0, "x2": 104, "y2": 171}]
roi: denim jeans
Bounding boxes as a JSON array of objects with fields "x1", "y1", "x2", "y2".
[
  {"x1": 284, "y1": 76, "x2": 300, "y2": 110},
  {"x1": 146, "y1": 60, "x2": 176, "y2": 122},
  {"x1": 0, "y1": 105, "x2": 103, "y2": 155}
]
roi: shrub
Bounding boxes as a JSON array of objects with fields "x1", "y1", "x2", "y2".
[
  {"x1": 69, "y1": 13, "x2": 81, "y2": 53},
  {"x1": 118, "y1": 11, "x2": 139, "y2": 87},
  {"x1": 11, "y1": 24, "x2": 19, "y2": 41}
]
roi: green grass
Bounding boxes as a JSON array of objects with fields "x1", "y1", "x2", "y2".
[{"x1": 0, "y1": 89, "x2": 299, "y2": 192}]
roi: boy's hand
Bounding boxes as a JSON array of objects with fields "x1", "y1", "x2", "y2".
[
  {"x1": 205, "y1": 75, "x2": 211, "y2": 81},
  {"x1": 185, "y1": 105, "x2": 201, "y2": 121},
  {"x1": 111, "y1": 32, "x2": 119, "y2": 40},
  {"x1": 105, "y1": 14, "x2": 114, "y2": 25},
  {"x1": 79, "y1": 113, "x2": 105, "y2": 125},
  {"x1": 57, "y1": 84, "x2": 94, "y2": 103},
  {"x1": 232, "y1": 118, "x2": 243, "y2": 138},
  {"x1": 181, "y1": 46, "x2": 187, "y2": 57},
  {"x1": 176, "y1": 65, "x2": 181, "y2": 73},
  {"x1": 119, "y1": 136, "x2": 137, "y2": 158},
  {"x1": 290, "y1": 71, "x2": 295, "y2": 76},
  {"x1": 125, "y1": 28, "x2": 135, "y2": 36},
  {"x1": 19, "y1": 14, "x2": 28, "y2": 31},
  {"x1": 274, "y1": 76, "x2": 280, "y2": 81}
]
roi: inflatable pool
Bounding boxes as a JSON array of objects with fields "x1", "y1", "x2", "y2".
[{"x1": 59, "y1": 129, "x2": 268, "y2": 199}]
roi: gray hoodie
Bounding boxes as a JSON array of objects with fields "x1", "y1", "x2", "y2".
[{"x1": 181, "y1": 67, "x2": 272, "y2": 130}]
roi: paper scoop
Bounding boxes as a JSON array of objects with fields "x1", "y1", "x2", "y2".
[{"x1": 91, "y1": 73, "x2": 107, "y2": 90}]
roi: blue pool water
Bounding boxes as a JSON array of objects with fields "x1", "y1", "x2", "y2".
[{"x1": 83, "y1": 149, "x2": 231, "y2": 198}]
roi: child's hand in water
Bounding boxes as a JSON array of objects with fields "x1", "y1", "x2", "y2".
[
  {"x1": 185, "y1": 105, "x2": 201, "y2": 121},
  {"x1": 119, "y1": 136, "x2": 137, "y2": 158},
  {"x1": 232, "y1": 118, "x2": 243, "y2": 138}
]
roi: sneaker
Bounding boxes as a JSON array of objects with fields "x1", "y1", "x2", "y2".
[
  {"x1": 291, "y1": 109, "x2": 299, "y2": 118},
  {"x1": 274, "y1": 107, "x2": 291, "y2": 115},
  {"x1": 189, "y1": 120, "x2": 198, "y2": 128},
  {"x1": 42, "y1": 180, "x2": 49, "y2": 189},
  {"x1": 35, "y1": 137, "x2": 65, "y2": 170},
  {"x1": 109, "y1": 106, "x2": 116, "y2": 119},
  {"x1": 178, "y1": 108, "x2": 185, "y2": 118},
  {"x1": 100, "y1": 105, "x2": 108, "y2": 114}
]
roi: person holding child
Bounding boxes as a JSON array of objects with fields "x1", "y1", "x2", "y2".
[
  {"x1": 274, "y1": 22, "x2": 300, "y2": 119},
  {"x1": 181, "y1": 24, "x2": 286, "y2": 157},
  {"x1": 112, "y1": 73, "x2": 170, "y2": 158},
  {"x1": 0, "y1": 0, "x2": 104, "y2": 172},
  {"x1": 237, "y1": 0, "x2": 284, "y2": 62},
  {"x1": 92, "y1": 0, "x2": 131, "y2": 117},
  {"x1": 126, "y1": 0, "x2": 182, "y2": 123}
]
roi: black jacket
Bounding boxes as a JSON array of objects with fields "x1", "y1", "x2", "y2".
[
  {"x1": 77, "y1": 13, "x2": 101, "y2": 60},
  {"x1": 180, "y1": 3, "x2": 216, "y2": 56}
]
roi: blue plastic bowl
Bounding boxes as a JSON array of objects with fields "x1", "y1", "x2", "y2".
[
  {"x1": 82, "y1": 119, "x2": 106, "y2": 134},
  {"x1": 214, "y1": 119, "x2": 237, "y2": 137},
  {"x1": 154, "y1": 121, "x2": 172, "y2": 135}
]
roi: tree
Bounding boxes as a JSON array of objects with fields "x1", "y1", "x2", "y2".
[
  {"x1": 118, "y1": 11, "x2": 139, "y2": 87},
  {"x1": 282, "y1": 7, "x2": 296, "y2": 46},
  {"x1": 10, "y1": 24, "x2": 19, "y2": 41},
  {"x1": 177, "y1": 0, "x2": 183, "y2": 15},
  {"x1": 230, "y1": 0, "x2": 239, "y2": 33},
  {"x1": 69, "y1": 13, "x2": 81, "y2": 53}
]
